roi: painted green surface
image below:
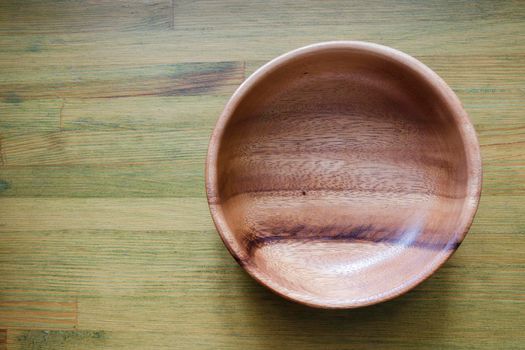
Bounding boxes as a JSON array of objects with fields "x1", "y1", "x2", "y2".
[{"x1": 0, "y1": 1, "x2": 524, "y2": 349}]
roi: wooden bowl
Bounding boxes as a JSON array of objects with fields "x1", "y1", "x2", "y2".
[{"x1": 206, "y1": 41, "x2": 482, "y2": 308}]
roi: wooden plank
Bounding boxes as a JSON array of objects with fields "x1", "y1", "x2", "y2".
[
  {"x1": 1, "y1": 130, "x2": 209, "y2": 166},
  {"x1": 173, "y1": 0, "x2": 525, "y2": 28},
  {"x1": 0, "y1": 93, "x2": 223, "y2": 136},
  {"x1": 0, "y1": 197, "x2": 211, "y2": 232},
  {"x1": 4, "y1": 322, "x2": 525, "y2": 350},
  {"x1": 0, "y1": 161, "x2": 205, "y2": 198},
  {"x1": 0, "y1": 229, "x2": 235, "y2": 293},
  {"x1": 0, "y1": 329, "x2": 5, "y2": 350},
  {"x1": 0, "y1": 62, "x2": 243, "y2": 99},
  {"x1": 0, "y1": 20, "x2": 523, "y2": 74},
  {"x1": 0, "y1": 0, "x2": 172, "y2": 33},
  {"x1": 8, "y1": 330, "x2": 106, "y2": 350},
  {"x1": 76, "y1": 296, "x2": 524, "y2": 349},
  {"x1": 0, "y1": 99, "x2": 61, "y2": 133},
  {"x1": 460, "y1": 91, "x2": 525, "y2": 127},
  {"x1": 0, "y1": 290, "x2": 76, "y2": 330},
  {"x1": 61, "y1": 96, "x2": 224, "y2": 131}
]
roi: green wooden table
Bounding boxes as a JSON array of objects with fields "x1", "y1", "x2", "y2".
[{"x1": 0, "y1": 1, "x2": 524, "y2": 348}]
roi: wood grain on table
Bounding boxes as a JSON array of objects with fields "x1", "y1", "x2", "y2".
[{"x1": 0, "y1": 1, "x2": 523, "y2": 349}]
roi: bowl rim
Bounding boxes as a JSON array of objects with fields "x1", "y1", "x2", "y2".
[{"x1": 205, "y1": 41, "x2": 482, "y2": 309}]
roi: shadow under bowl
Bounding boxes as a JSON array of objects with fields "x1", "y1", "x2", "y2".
[{"x1": 206, "y1": 41, "x2": 482, "y2": 308}]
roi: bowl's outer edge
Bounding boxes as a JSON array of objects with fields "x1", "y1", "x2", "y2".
[{"x1": 205, "y1": 41, "x2": 483, "y2": 309}]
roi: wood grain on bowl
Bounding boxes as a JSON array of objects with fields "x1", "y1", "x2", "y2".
[{"x1": 206, "y1": 42, "x2": 482, "y2": 308}]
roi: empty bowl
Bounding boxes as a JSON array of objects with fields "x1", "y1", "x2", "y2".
[{"x1": 206, "y1": 41, "x2": 482, "y2": 308}]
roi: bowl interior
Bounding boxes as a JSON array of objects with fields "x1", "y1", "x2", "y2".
[{"x1": 208, "y1": 44, "x2": 479, "y2": 307}]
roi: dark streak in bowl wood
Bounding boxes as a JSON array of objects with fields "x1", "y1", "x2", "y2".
[{"x1": 206, "y1": 41, "x2": 482, "y2": 308}]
